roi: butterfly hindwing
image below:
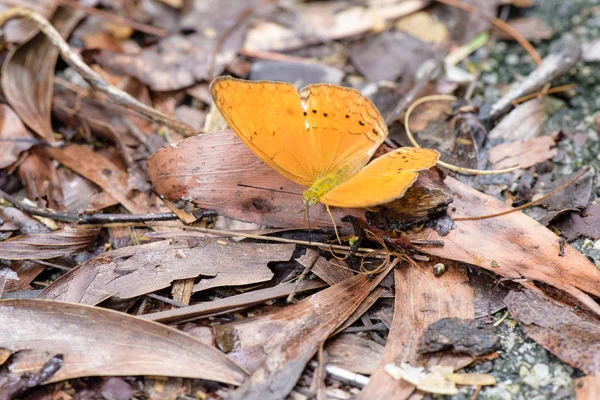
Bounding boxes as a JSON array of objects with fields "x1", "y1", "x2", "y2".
[{"x1": 320, "y1": 147, "x2": 440, "y2": 208}]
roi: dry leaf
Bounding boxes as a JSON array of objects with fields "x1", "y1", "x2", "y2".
[
  {"x1": 39, "y1": 239, "x2": 295, "y2": 304},
  {"x1": 0, "y1": 104, "x2": 34, "y2": 169},
  {"x1": 409, "y1": 176, "x2": 600, "y2": 315},
  {"x1": 223, "y1": 268, "x2": 392, "y2": 400},
  {"x1": 488, "y1": 98, "x2": 546, "y2": 142},
  {"x1": 2, "y1": 8, "x2": 84, "y2": 141},
  {"x1": 505, "y1": 290, "x2": 600, "y2": 375},
  {"x1": 488, "y1": 135, "x2": 557, "y2": 170},
  {"x1": 0, "y1": 0, "x2": 56, "y2": 43},
  {"x1": 0, "y1": 228, "x2": 99, "y2": 260},
  {"x1": 0, "y1": 299, "x2": 247, "y2": 384},
  {"x1": 359, "y1": 261, "x2": 474, "y2": 399},
  {"x1": 395, "y1": 11, "x2": 448, "y2": 43}
]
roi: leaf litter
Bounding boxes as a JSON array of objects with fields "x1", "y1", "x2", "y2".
[{"x1": 0, "y1": 1, "x2": 599, "y2": 399}]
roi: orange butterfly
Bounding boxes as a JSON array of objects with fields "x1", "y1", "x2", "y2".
[{"x1": 210, "y1": 77, "x2": 439, "y2": 210}]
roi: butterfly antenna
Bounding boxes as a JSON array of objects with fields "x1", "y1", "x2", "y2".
[
  {"x1": 237, "y1": 183, "x2": 302, "y2": 196},
  {"x1": 306, "y1": 206, "x2": 312, "y2": 244},
  {"x1": 325, "y1": 204, "x2": 342, "y2": 245}
]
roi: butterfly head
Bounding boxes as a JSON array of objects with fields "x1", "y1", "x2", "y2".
[{"x1": 302, "y1": 188, "x2": 320, "y2": 207}]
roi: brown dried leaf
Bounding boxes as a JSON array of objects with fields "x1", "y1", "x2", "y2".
[
  {"x1": 148, "y1": 130, "x2": 364, "y2": 228},
  {"x1": 0, "y1": 104, "x2": 34, "y2": 169},
  {"x1": 2, "y1": 8, "x2": 84, "y2": 141},
  {"x1": 0, "y1": 228, "x2": 99, "y2": 260},
  {"x1": 243, "y1": 0, "x2": 429, "y2": 52},
  {"x1": 488, "y1": 98, "x2": 546, "y2": 142},
  {"x1": 350, "y1": 31, "x2": 435, "y2": 82},
  {"x1": 409, "y1": 177, "x2": 600, "y2": 315},
  {"x1": 358, "y1": 261, "x2": 474, "y2": 399},
  {"x1": 555, "y1": 204, "x2": 600, "y2": 240},
  {"x1": 46, "y1": 144, "x2": 164, "y2": 214},
  {"x1": 93, "y1": 0, "x2": 255, "y2": 91},
  {"x1": 488, "y1": 135, "x2": 557, "y2": 170},
  {"x1": 505, "y1": 290, "x2": 600, "y2": 375},
  {"x1": 39, "y1": 239, "x2": 295, "y2": 304},
  {"x1": 496, "y1": 17, "x2": 553, "y2": 41},
  {"x1": 325, "y1": 334, "x2": 384, "y2": 375},
  {"x1": 141, "y1": 279, "x2": 327, "y2": 324},
  {"x1": 17, "y1": 148, "x2": 64, "y2": 209},
  {"x1": 575, "y1": 375, "x2": 600, "y2": 400},
  {"x1": 224, "y1": 268, "x2": 392, "y2": 400},
  {"x1": 0, "y1": 299, "x2": 247, "y2": 384}
]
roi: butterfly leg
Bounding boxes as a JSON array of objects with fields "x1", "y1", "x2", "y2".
[{"x1": 325, "y1": 204, "x2": 342, "y2": 245}]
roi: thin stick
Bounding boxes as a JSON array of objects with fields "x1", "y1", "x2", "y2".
[
  {"x1": 0, "y1": 188, "x2": 216, "y2": 223},
  {"x1": 434, "y1": 0, "x2": 542, "y2": 65},
  {"x1": 404, "y1": 95, "x2": 520, "y2": 175},
  {"x1": 0, "y1": 7, "x2": 195, "y2": 137},
  {"x1": 55, "y1": 0, "x2": 168, "y2": 37},
  {"x1": 511, "y1": 83, "x2": 577, "y2": 105},
  {"x1": 454, "y1": 166, "x2": 592, "y2": 221},
  {"x1": 147, "y1": 222, "x2": 379, "y2": 254}
]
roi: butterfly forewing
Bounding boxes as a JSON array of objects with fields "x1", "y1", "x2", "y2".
[
  {"x1": 299, "y1": 84, "x2": 388, "y2": 177},
  {"x1": 320, "y1": 147, "x2": 440, "y2": 208},
  {"x1": 210, "y1": 77, "x2": 314, "y2": 186}
]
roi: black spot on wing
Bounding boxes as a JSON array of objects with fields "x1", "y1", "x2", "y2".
[{"x1": 359, "y1": 121, "x2": 365, "y2": 126}]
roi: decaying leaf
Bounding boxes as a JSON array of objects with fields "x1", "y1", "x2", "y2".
[
  {"x1": 555, "y1": 204, "x2": 600, "y2": 240},
  {"x1": 38, "y1": 239, "x2": 295, "y2": 304},
  {"x1": 487, "y1": 98, "x2": 546, "y2": 142},
  {"x1": 2, "y1": 7, "x2": 84, "y2": 141},
  {"x1": 488, "y1": 135, "x2": 558, "y2": 170},
  {"x1": 359, "y1": 261, "x2": 475, "y2": 399},
  {"x1": 222, "y1": 267, "x2": 393, "y2": 400},
  {"x1": 505, "y1": 290, "x2": 600, "y2": 375},
  {"x1": 325, "y1": 334, "x2": 385, "y2": 375},
  {"x1": 420, "y1": 318, "x2": 499, "y2": 357},
  {"x1": 0, "y1": 0, "x2": 56, "y2": 43},
  {"x1": 0, "y1": 299, "x2": 247, "y2": 384},
  {"x1": 0, "y1": 228, "x2": 99, "y2": 260},
  {"x1": 409, "y1": 176, "x2": 600, "y2": 315},
  {"x1": 0, "y1": 104, "x2": 34, "y2": 169}
]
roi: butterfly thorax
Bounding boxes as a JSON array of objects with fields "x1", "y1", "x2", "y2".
[{"x1": 302, "y1": 159, "x2": 364, "y2": 206}]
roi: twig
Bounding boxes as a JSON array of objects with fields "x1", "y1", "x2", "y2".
[
  {"x1": 0, "y1": 188, "x2": 216, "y2": 223},
  {"x1": 434, "y1": 0, "x2": 542, "y2": 65},
  {"x1": 486, "y1": 34, "x2": 581, "y2": 121},
  {"x1": 55, "y1": 0, "x2": 168, "y2": 37},
  {"x1": 0, "y1": 7, "x2": 196, "y2": 136},
  {"x1": 404, "y1": 95, "x2": 519, "y2": 175},
  {"x1": 454, "y1": 166, "x2": 592, "y2": 221}
]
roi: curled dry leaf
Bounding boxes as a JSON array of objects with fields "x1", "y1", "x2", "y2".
[
  {"x1": 39, "y1": 239, "x2": 295, "y2": 304},
  {"x1": 0, "y1": 299, "x2": 247, "y2": 385},
  {"x1": 505, "y1": 290, "x2": 600, "y2": 375},
  {"x1": 409, "y1": 176, "x2": 600, "y2": 315},
  {"x1": 0, "y1": 228, "x2": 99, "y2": 260},
  {"x1": 2, "y1": 8, "x2": 84, "y2": 141},
  {"x1": 0, "y1": 104, "x2": 34, "y2": 169}
]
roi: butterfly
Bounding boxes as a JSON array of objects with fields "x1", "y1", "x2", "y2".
[{"x1": 210, "y1": 77, "x2": 440, "y2": 210}]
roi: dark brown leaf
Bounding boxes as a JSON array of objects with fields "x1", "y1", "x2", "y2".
[
  {"x1": 505, "y1": 290, "x2": 600, "y2": 375},
  {"x1": 420, "y1": 318, "x2": 499, "y2": 357},
  {"x1": 17, "y1": 148, "x2": 64, "y2": 209},
  {"x1": 2, "y1": 7, "x2": 84, "y2": 141},
  {"x1": 0, "y1": 299, "x2": 247, "y2": 384},
  {"x1": 0, "y1": 104, "x2": 35, "y2": 169},
  {"x1": 555, "y1": 204, "x2": 600, "y2": 240},
  {"x1": 0, "y1": 228, "x2": 99, "y2": 260},
  {"x1": 350, "y1": 31, "x2": 435, "y2": 82}
]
